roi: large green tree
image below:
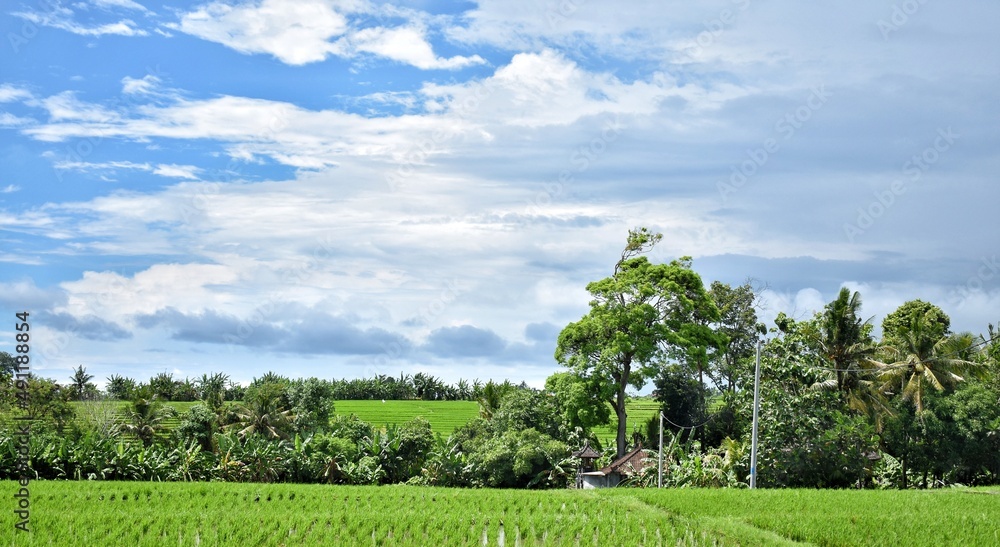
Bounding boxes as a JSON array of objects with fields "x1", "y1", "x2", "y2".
[
  {"x1": 707, "y1": 280, "x2": 764, "y2": 392},
  {"x1": 555, "y1": 228, "x2": 721, "y2": 457}
]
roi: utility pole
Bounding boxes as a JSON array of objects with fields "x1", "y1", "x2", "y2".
[
  {"x1": 658, "y1": 411, "x2": 664, "y2": 488},
  {"x1": 750, "y1": 340, "x2": 761, "y2": 489}
]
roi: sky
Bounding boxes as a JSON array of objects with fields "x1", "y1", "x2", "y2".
[{"x1": 1, "y1": 0, "x2": 998, "y2": 390}]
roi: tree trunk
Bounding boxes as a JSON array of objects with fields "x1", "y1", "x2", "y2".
[
  {"x1": 615, "y1": 355, "x2": 632, "y2": 458},
  {"x1": 615, "y1": 388, "x2": 628, "y2": 459}
]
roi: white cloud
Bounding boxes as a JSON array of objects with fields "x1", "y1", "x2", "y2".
[
  {"x1": 0, "y1": 113, "x2": 34, "y2": 127},
  {"x1": 173, "y1": 0, "x2": 352, "y2": 65},
  {"x1": 121, "y1": 75, "x2": 161, "y2": 95},
  {"x1": 13, "y1": 6, "x2": 147, "y2": 37},
  {"x1": 0, "y1": 85, "x2": 33, "y2": 103},
  {"x1": 2, "y1": 184, "x2": 22, "y2": 193},
  {"x1": 152, "y1": 164, "x2": 201, "y2": 179},
  {"x1": 39, "y1": 91, "x2": 121, "y2": 124},
  {"x1": 92, "y1": 0, "x2": 150, "y2": 12},
  {"x1": 348, "y1": 25, "x2": 484, "y2": 70},
  {"x1": 172, "y1": 0, "x2": 483, "y2": 70},
  {"x1": 53, "y1": 160, "x2": 201, "y2": 180}
]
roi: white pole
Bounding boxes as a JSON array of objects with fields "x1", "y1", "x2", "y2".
[
  {"x1": 658, "y1": 411, "x2": 663, "y2": 488},
  {"x1": 750, "y1": 340, "x2": 761, "y2": 489}
]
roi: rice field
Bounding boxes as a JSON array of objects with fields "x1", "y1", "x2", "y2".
[
  {"x1": 3, "y1": 481, "x2": 998, "y2": 545},
  {"x1": 593, "y1": 399, "x2": 659, "y2": 447},
  {"x1": 333, "y1": 400, "x2": 480, "y2": 436}
]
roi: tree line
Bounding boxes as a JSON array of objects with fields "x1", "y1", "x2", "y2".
[{"x1": 1, "y1": 227, "x2": 998, "y2": 489}]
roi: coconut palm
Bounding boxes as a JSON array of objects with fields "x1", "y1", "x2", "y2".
[
  {"x1": 69, "y1": 365, "x2": 94, "y2": 400},
  {"x1": 120, "y1": 397, "x2": 177, "y2": 446},
  {"x1": 810, "y1": 288, "x2": 888, "y2": 421},
  {"x1": 873, "y1": 316, "x2": 986, "y2": 413},
  {"x1": 226, "y1": 382, "x2": 293, "y2": 440}
]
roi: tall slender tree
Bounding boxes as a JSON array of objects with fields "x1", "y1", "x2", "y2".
[
  {"x1": 69, "y1": 365, "x2": 94, "y2": 400},
  {"x1": 811, "y1": 288, "x2": 886, "y2": 421},
  {"x1": 556, "y1": 228, "x2": 721, "y2": 458}
]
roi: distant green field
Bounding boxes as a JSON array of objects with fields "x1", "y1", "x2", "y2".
[
  {"x1": 333, "y1": 400, "x2": 479, "y2": 436},
  {"x1": 4, "y1": 480, "x2": 998, "y2": 545},
  {"x1": 5, "y1": 398, "x2": 664, "y2": 445},
  {"x1": 593, "y1": 399, "x2": 660, "y2": 447}
]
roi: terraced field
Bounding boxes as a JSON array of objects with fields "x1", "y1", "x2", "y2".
[{"x1": 332, "y1": 400, "x2": 479, "y2": 436}]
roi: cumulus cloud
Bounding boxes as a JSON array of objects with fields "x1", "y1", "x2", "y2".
[
  {"x1": 347, "y1": 25, "x2": 484, "y2": 70},
  {"x1": 171, "y1": 0, "x2": 482, "y2": 70},
  {"x1": 173, "y1": 0, "x2": 352, "y2": 65}
]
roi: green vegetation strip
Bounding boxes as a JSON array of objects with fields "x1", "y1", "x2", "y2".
[
  {"x1": 333, "y1": 400, "x2": 480, "y2": 437},
  {"x1": 5, "y1": 482, "x2": 999, "y2": 545},
  {"x1": 5, "y1": 481, "x2": 724, "y2": 546}
]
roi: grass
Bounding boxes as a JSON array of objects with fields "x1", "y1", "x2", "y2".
[
  {"x1": 4, "y1": 480, "x2": 998, "y2": 545},
  {"x1": 333, "y1": 400, "x2": 480, "y2": 437}
]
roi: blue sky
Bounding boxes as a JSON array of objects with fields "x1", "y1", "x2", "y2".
[{"x1": 1, "y1": 0, "x2": 998, "y2": 389}]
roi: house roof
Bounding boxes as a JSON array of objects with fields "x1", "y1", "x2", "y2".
[
  {"x1": 572, "y1": 441, "x2": 601, "y2": 459},
  {"x1": 599, "y1": 442, "x2": 649, "y2": 475}
]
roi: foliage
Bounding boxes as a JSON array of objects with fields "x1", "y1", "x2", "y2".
[
  {"x1": 285, "y1": 377, "x2": 335, "y2": 435},
  {"x1": 121, "y1": 397, "x2": 177, "y2": 447},
  {"x1": 470, "y1": 427, "x2": 569, "y2": 488},
  {"x1": 227, "y1": 382, "x2": 293, "y2": 440},
  {"x1": 544, "y1": 371, "x2": 611, "y2": 433},
  {"x1": 175, "y1": 403, "x2": 218, "y2": 452},
  {"x1": 874, "y1": 316, "x2": 986, "y2": 413},
  {"x1": 0, "y1": 351, "x2": 16, "y2": 376},
  {"x1": 105, "y1": 374, "x2": 138, "y2": 400},
  {"x1": 68, "y1": 365, "x2": 96, "y2": 400},
  {"x1": 707, "y1": 280, "x2": 764, "y2": 393},
  {"x1": 556, "y1": 228, "x2": 721, "y2": 457}
]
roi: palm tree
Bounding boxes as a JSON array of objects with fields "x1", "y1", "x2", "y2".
[
  {"x1": 810, "y1": 288, "x2": 888, "y2": 421},
  {"x1": 196, "y1": 372, "x2": 230, "y2": 411},
  {"x1": 121, "y1": 397, "x2": 176, "y2": 446},
  {"x1": 105, "y1": 374, "x2": 138, "y2": 400},
  {"x1": 226, "y1": 382, "x2": 293, "y2": 440},
  {"x1": 69, "y1": 365, "x2": 94, "y2": 400},
  {"x1": 874, "y1": 317, "x2": 986, "y2": 413}
]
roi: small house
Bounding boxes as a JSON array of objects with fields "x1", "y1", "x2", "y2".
[{"x1": 575, "y1": 442, "x2": 650, "y2": 489}]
